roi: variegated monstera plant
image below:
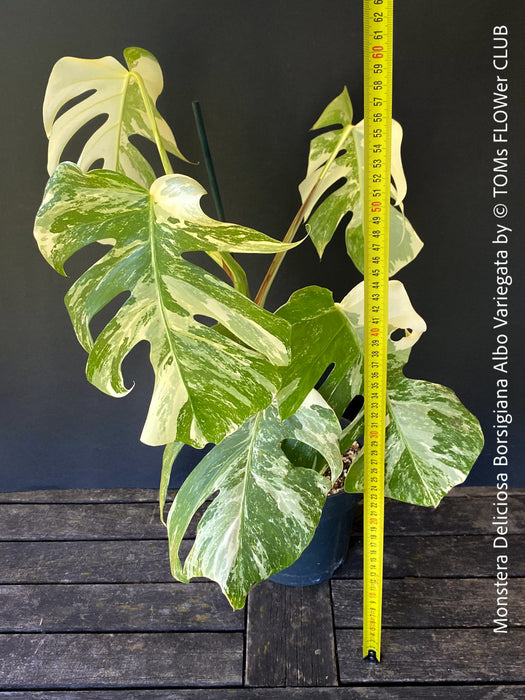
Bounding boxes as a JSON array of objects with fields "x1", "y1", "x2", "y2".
[{"x1": 35, "y1": 47, "x2": 484, "y2": 609}]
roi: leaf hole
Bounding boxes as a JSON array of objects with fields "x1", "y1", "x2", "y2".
[
  {"x1": 193, "y1": 315, "x2": 217, "y2": 328},
  {"x1": 57, "y1": 113, "x2": 109, "y2": 167},
  {"x1": 54, "y1": 89, "x2": 97, "y2": 121},
  {"x1": 280, "y1": 438, "x2": 320, "y2": 471},
  {"x1": 337, "y1": 210, "x2": 353, "y2": 234},
  {"x1": 310, "y1": 123, "x2": 345, "y2": 136},
  {"x1": 89, "y1": 291, "x2": 131, "y2": 340},
  {"x1": 390, "y1": 327, "x2": 412, "y2": 342},
  {"x1": 64, "y1": 240, "x2": 111, "y2": 278},
  {"x1": 343, "y1": 394, "x2": 364, "y2": 423},
  {"x1": 315, "y1": 363, "x2": 335, "y2": 390},
  {"x1": 181, "y1": 251, "x2": 232, "y2": 285},
  {"x1": 128, "y1": 133, "x2": 167, "y2": 180},
  {"x1": 310, "y1": 177, "x2": 346, "y2": 217}
]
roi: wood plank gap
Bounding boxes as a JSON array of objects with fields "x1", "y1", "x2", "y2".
[{"x1": 328, "y1": 580, "x2": 342, "y2": 685}]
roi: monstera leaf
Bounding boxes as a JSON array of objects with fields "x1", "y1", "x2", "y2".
[
  {"x1": 274, "y1": 286, "x2": 361, "y2": 419},
  {"x1": 344, "y1": 372, "x2": 484, "y2": 507},
  {"x1": 165, "y1": 390, "x2": 342, "y2": 609},
  {"x1": 341, "y1": 280, "x2": 427, "y2": 371},
  {"x1": 299, "y1": 87, "x2": 423, "y2": 275},
  {"x1": 339, "y1": 283, "x2": 484, "y2": 507},
  {"x1": 44, "y1": 47, "x2": 186, "y2": 187},
  {"x1": 34, "y1": 162, "x2": 298, "y2": 448},
  {"x1": 274, "y1": 281, "x2": 425, "y2": 422}
]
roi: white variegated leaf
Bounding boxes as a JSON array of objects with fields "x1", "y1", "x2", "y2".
[
  {"x1": 166, "y1": 390, "x2": 342, "y2": 609},
  {"x1": 44, "y1": 46, "x2": 187, "y2": 187},
  {"x1": 340, "y1": 279, "x2": 427, "y2": 368},
  {"x1": 344, "y1": 371, "x2": 484, "y2": 507},
  {"x1": 339, "y1": 281, "x2": 484, "y2": 506},
  {"x1": 299, "y1": 87, "x2": 423, "y2": 275},
  {"x1": 317, "y1": 279, "x2": 426, "y2": 418},
  {"x1": 34, "y1": 162, "x2": 297, "y2": 448}
]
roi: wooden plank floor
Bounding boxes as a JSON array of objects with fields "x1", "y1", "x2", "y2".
[{"x1": 0, "y1": 487, "x2": 524, "y2": 695}]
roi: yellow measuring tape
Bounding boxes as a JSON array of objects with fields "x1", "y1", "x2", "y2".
[{"x1": 362, "y1": 0, "x2": 394, "y2": 663}]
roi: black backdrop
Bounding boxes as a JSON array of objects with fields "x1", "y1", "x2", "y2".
[{"x1": 1, "y1": 0, "x2": 524, "y2": 490}]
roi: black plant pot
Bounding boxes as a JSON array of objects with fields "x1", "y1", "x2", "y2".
[{"x1": 270, "y1": 491, "x2": 361, "y2": 586}]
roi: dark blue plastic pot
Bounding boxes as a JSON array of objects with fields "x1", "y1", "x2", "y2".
[{"x1": 269, "y1": 491, "x2": 361, "y2": 586}]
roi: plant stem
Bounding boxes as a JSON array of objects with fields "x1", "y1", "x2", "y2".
[
  {"x1": 254, "y1": 123, "x2": 353, "y2": 308},
  {"x1": 131, "y1": 71, "x2": 174, "y2": 176},
  {"x1": 208, "y1": 251, "x2": 250, "y2": 297},
  {"x1": 253, "y1": 197, "x2": 312, "y2": 308}
]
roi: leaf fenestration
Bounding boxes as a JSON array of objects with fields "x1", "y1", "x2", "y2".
[
  {"x1": 339, "y1": 282, "x2": 484, "y2": 506},
  {"x1": 166, "y1": 391, "x2": 342, "y2": 609},
  {"x1": 44, "y1": 47, "x2": 187, "y2": 186},
  {"x1": 34, "y1": 163, "x2": 297, "y2": 448},
  {"x1": 309, "y1": 279, "x2": 426, "y2": 421},
  {"x1": 299, "y1": 88, "x2": 423, "y2": 275}
]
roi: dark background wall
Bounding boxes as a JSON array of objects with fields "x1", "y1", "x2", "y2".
[{"x1": 1, "y1": 0, "x2": 523, "y2": 491}]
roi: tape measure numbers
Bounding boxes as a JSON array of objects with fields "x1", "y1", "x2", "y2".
[{"x1": 362, "y1": 0, "x2": 394, "y2": 663}]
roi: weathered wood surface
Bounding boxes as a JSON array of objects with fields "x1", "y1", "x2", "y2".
[
  {"x1": 0, "y1": 688, "x2": 523, "y2": 699},
  {"x1": 332, "y1": 578, "x2": 525, "y2": 627},
  {"x1": 381, "y1": 494, "x2": 525, "y2": 535},
  {"x1": 0, "y1": 539, "x2": 175, "y2": 583},
  {"x1": 0, "y1": 502, "x2": 208, "y2": 540},
  {"x1": 3, "y1": 492, "x2": 524, "y2": 539},
  {"x1": 0, "y1": 583, "x2": 243, "y2": 632},
  {"x1": 0, "y1": 486, "x2": 524, "y2": 693},
  {"x1": 0, "y1": 632, "x2": 243, "y2": 689},
  {"x1": 245, "y1": 581, "x2": 337, "y2": 687},
  {"x1": 336, "y1": 628, "x2": 525, "y2": 683},
  {"x1": 4, "y1": 533, "x2": 523, "y2": 585},
  {"x1": 338, "y1": 534, "x2": 525, "y2": 578}
]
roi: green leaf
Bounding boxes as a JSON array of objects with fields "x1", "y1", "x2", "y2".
[
  {"x1": 34, "y1": 162, "x2": 298, "y2": 448},
  {"x1": 43, "y1": 47, "x2": 187, "y2": 186},
  {"x1": 299, "y1": 87, "x2": 423, "y2": 276},
  {"x1": 275, "y1": 286, "x2": 361, "y2": 419},
  {"x1": 309, "y1": 279, "x2": 426, "y2": 421},
  {"x1": 273, "y1": 281, "x2": 425, "y2": 423},
  {"x1": 345, "y1": 372, "x2": 485, "y2": 507},
  {"x1": 166, "y1": 390, "x2": 342, "y2": 609}
]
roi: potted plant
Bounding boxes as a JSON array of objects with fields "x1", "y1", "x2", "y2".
[{"x1": 34, "y1": 47, "x2": 484, "y2": 609}]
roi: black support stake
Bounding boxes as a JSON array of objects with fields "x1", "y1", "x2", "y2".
[{"x1": 192, "y1": 100, "x2": 225, "y2": 222}]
